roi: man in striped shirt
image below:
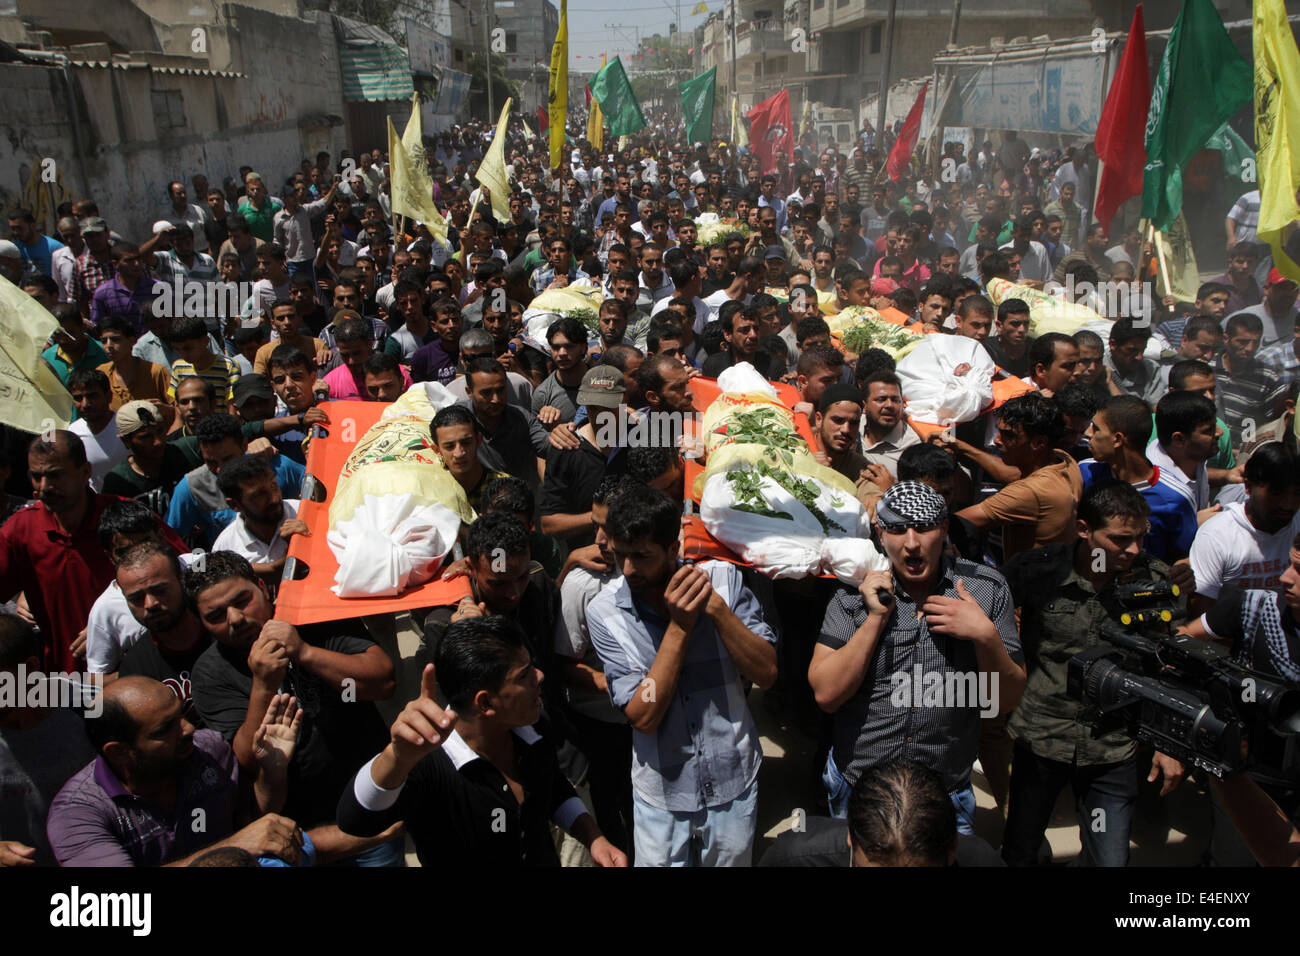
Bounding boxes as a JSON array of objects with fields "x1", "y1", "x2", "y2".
[{"x1": 1216, "y1": 312, "x2": 1288, "y2": 449}]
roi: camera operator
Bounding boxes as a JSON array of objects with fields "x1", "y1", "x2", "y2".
[
  {"x1": 1000, "y1": 481, "x2": 1187, "y2": 866},
  {"x1": 1181, "y1": 537, "x2": 1300, "y2": 865},
  {"x1": 809, "y1": 481, "x2": 1025, "y2": 833}
]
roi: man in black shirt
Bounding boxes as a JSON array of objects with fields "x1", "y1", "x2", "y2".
[
  {"x1": 102, "y1": 401, "x2": 199, "y2": 516},
  {"x1": 116, "y1": 541, "x2": 210, "y2": 725},
  {"x1": 539, "y1": 366, "x2": 631, "y2": 547},
  {"x1": 338, "y1": 616, "x2": 625, "y2": 868},
  {"x1": 984, "y1": 298, "x2": 1034, "y2": 378},
  {"x1": 188, "y1": 551, "x2": 400, "y2": 864}
]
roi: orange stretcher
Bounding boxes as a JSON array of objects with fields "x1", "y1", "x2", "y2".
[
  {"x1": 274, "y1": 399, "x2": 471, "y2": 626},
  {"x1": 681, "y1": 377, "x2": 820, "y2": 564}
]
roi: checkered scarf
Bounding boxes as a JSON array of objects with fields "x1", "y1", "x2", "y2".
[{"x1": 877, "y1": 480, "x2": 948, "y2": 527}]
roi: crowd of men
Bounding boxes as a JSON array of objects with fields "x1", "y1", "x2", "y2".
[{"x1": 1, "y1": 114, "x2": 1299, "y2": 870}]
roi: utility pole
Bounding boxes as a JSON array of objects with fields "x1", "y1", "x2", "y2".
[
  {"x1": 730, "y1": 0, "x2": 738, "y2": 127},
  {"x1": 484, "y1": 0, "x2": 494, "y2": 120},
  {"x1": 875, "y1": 0, "x2": 897, "y2": 138}
]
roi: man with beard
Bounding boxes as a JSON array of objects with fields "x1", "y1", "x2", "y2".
[
  {"x1": 587, "y1": 483, "x2": 777, "y2": 866},
  {"x1": 212, "y1": 455, "x2": 308, "y2": 586},
  {"x1": 187, "y1": 551, "x2": 400, "y2": 865},
  {"x1": 47, "y1": 675, "x2": 305, "y2": 866},
  {"x1": 811, "y1": 385, "x2": 877, "y2": 507},
  {"x1": 116, "y1": 541, "x2": 211, "y2": 723},
  {"x1": 859, "y1": 370, "x2": 920, "y2": 479}
]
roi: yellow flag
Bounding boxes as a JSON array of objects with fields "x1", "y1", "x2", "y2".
[
  {"x1": 1147, "y1": 213, "x2": 1201, "y2": 304},
  {"x1": 389, "y1": 94, "x2": 449, "y2": 245},
  {"x1": 475, "y1": 98, "x2": 514, "y2": 222},
  {"x1": 690, "y1": 1, "x2": 708, "y2": 14},
  {"x1": 0, "y1": 275, "x2": 75, "y2": 433},
  {"x1": 548, "y1": 0, "x2": 568, "y2": 171},
  {"x1": 731, "y1": 95, "x2": 748, "y2": 148},
  {"x1": 587, "y1": 54, "x2": 606, "y2": 152},
  {"x1": 1255, "y1": 0, "x2": 1300, "y2": 280}
]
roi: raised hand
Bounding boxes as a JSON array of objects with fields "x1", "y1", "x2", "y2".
[
  {"x1": 389, "y1": 664, "x2": 459, "y2": 768},
  {"x1": 253, "y1": 693, "x2": 302, "y2": 775}
]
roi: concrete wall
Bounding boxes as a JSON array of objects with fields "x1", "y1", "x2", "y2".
[{"x1": 0, "y1": 5, "x2": 350, "y2": 242}]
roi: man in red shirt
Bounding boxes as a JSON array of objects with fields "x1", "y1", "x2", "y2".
[{"x1": 0, "y1": 431, "x2": 183, "y2": 671}]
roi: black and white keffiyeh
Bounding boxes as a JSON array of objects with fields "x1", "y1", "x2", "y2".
[{"x1": 876, "y1": 480, "x2": 948, "y2": 529}]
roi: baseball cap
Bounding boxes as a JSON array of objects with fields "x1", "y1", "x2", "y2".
[
  {"x1": 232, "y1": 374, "x2": 274, "y2": 408},
  {"x1": 116, "y1": 400, "x2": 164, "y2": 438},
  {"x1": 0, "y1": 240, "x2": 19, "y2": 258},
  {"x1": 764, "y1": 245, "x2": 787, "y2": 261},
  {"x1": 330, "y1": 307, "x2": 364, "y2": 324},
  {"x1": 870, "y1": 277, "x2": 900, "y2": 296},
  {"x1": 151, "y1": 220, "x2": 174, "y2": 236},
  {"x1": 80, "y1": 217, "x2": 108, "y2": 235},
  {"x1": 1266, "y1": 267, "x2": 1297, "y2": 287},
  {"x1": 577, "y1": 365, "x2": 626, "y2": 410}
]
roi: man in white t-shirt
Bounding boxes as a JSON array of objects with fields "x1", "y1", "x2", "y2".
[
  {"x1": 1188, "y1": 441, "x2": 1300, "y2": 616},
  {"x1": 66, "y1": 370, "x2": 129, "y2": 491},
  {"x1": 210, "y1": 455, "x2": 304, "y2": 582}
]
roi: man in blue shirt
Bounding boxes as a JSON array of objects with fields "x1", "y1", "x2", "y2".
[
  {"x1": 9, "y1": 207, "x2": 65, "y2": 278},
  {"x1": 1079, "y1": 394, "x2": 1197, "y2": 564},
  {"x1": 757, "y1": 174, "x2": 787, "y2": 234},
  {"x1": 166, "y1": 413, "x2": 303, "y2": 548},
  {"x1": 588, "y1": 483, "x2": 777, "y2": 867}
]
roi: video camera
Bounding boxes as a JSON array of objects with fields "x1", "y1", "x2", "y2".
[{"x1": 1067, "y1": 578, "x2": 1300, "y2": 782}]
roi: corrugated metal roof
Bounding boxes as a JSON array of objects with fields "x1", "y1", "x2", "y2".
[{"x1": 338, "y1": 45, "x2": 413, "y2": 102}]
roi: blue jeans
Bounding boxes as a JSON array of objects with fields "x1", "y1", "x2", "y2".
[
  {"x1": 632, "y1": 779, "x2": 758, "y2": 867},
  {"x1": 287, "y1": 259, "x2": 316, "y2": 283},
  {"x1": 1001, "y1": 742, "x2": 1136, "y2": 866},
  {"x1": 823, "y1": 751, "x2": 976, "y2": 835}
]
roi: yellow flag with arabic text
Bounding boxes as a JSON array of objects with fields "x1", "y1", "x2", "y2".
[
  {"x1": 1254, "y1": 0, "x2": 1300, "y2": 280},
  {"x1": 388, "y1": 94, "x2": 448, "y2": 244},
  {"x1": 0, "y1": 275, "x2": 74, "y2": 433}
]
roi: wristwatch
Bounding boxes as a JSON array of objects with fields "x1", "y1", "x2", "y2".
[{"x1": 297, "y1": 412, "x2": 306, "y2": 428}]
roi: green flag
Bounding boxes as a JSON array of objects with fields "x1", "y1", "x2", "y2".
[
  {"x1": 589, "y1": 57, "x2": 645, "y2": 137},
  {"x1": 679, "y1": 67, "x2": 717, "y2": 146},
  {"x1": 1204, "y1": 122, "x2": 1256, "y2": 186},
  {"x1": 1140, "y1": 0, "x2": 1252, "y2": 231}
]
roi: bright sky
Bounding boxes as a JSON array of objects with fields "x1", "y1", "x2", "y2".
[{"x1": 559, "y1": 0, "x2": 714, "y2": 69}]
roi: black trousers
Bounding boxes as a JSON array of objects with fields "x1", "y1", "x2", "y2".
[{"x1": 566, "y1": 708, "x2": 634, "y2": 857}]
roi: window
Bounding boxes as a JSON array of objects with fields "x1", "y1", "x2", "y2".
[
  {"x1": 836, "y1": 0, "x2": 848, "y2": 7},
  {"x1": 455, "y1": 47, "x2": 464, "y2": 62},
  {"x1": 813, "y1": 0, "x2": 824, "y2": 8},
  {"x1": 869, "y1": 23, "x2": 882, "y2": 53},
  {"x1": 506, "y1": 31, "x2": 517, "y2": 52},
  {"x1": 151, "y1": 89, "x2": 186, "y2": 131}
]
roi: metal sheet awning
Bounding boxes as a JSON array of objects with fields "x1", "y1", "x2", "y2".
[{"x1": 338, "y1": 44, "x2": 413, "y2": 102}]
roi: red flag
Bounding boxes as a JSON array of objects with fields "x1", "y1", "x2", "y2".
[
  {"x1": 585, "y1": 84, "x2": 592, "y2": 108},
  {"x1": 886, "y1": 80, "x2": 929, "y2": 182},
  {"x1": 537, "y1": 106, "x2": 549, "y2": 132},
  {"x1": 746, "y1": 89, "x2": 793, "y2": 175},
  {"x1": 1094, "y1": 4, "x2": 1149, "y2": 232}
]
